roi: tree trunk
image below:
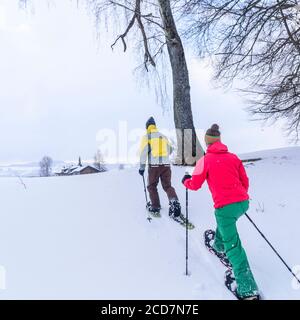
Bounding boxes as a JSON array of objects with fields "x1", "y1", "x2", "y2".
[{"x1": 157, "y1": 0, "x2": 204, "y2": 165}]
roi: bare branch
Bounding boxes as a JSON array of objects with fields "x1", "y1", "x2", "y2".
[{"x1": 181, "y1": 0, "x2": 300, "y2": 139}]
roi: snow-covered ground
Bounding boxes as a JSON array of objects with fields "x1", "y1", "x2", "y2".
[{"x1": 0, "y1": 147, "x2": 300, "y2": 299}]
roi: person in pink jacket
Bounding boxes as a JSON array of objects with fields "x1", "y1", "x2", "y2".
[{"x1": 182, "y1": 124, "x2": 259, "y2": 300}]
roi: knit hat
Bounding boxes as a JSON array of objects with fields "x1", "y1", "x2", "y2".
[
  {"x1": 205, "y1": 124, "x2": 221, "y2": 145},
  {"x1": 146, "y1": 116, "x2": 156, "y2": 129}
]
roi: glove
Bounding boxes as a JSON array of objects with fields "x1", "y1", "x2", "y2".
[
  {"x1": 182, "y1": 174, "x2": 192, "y2": 185},
  {"x1": 139, "y1": 168, "x2": 145, "y2": 176}
]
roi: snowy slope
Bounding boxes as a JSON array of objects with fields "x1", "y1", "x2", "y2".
[{"x1": 0, "y1": 147, "x2": 300, "y2": 299}]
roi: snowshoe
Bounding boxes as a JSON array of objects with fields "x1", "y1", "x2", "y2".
[
  {"x1": 171, "y1": 213, "x2": 195, "y2": 229},
  {"x1": 225, "y1": 269, "x2": 261, "y2": 300},
  {"x1": 224, "y1": 269, "x2": 239, "y2": 299},
  {"x1": 204, "y1": 229, "x2": 232, "y2": 269},
  {"x1": 146, "y1": 202, "x2": 161, "y2": 218}
]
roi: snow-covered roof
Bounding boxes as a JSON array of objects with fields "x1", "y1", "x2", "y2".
[{"x1": 56, "y1": 164, "x2": 101, "y2": 175}]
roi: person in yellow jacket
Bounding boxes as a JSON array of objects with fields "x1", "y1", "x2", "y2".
[{"x1": 139, "y1": 117, "x2": 181, "y2": 218}]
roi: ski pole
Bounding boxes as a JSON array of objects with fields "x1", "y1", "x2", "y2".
[
  {"x1": 142, "y1": 174, "x2": 148, "y2": 204},
  {"x1": 185, "y1": 171, "x2": 190, "y2": 276},
  {"x1": 142, "y1": 174, "x2": 152, "y2": 222},
  {"x1": 245, "y1": 213, "x2": 300, "y2": 284}
]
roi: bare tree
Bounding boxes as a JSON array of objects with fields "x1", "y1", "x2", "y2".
[
  {"x1": 94, "y1": 150, "x2": 107, "y2": 172},
  {"x1": 20, "y1": 0, "x2": 205, "y2": 164},
  {"x1": 182, "y1": 0, "x2": 300, "y2": 140},
  {"x1": 87, "y1": 0, "x2": 205, "y2": 164},
  {"x1": 39, "y1": 156, "x2": 53, "y2": 177}
]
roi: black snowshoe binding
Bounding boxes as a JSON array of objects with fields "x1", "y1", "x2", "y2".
[
  {"x1": 204, "y1": 230, "x2": 232, "y2": 269},
  {"x1": 224, "y1": 269, "x2": 238, "y2": 298},
  {"x1": 169, "y1": 199, "x2": 182, "y2": 218},
  {"x1": 146, "y1": 202, "x2": 161, "y2": 218}
]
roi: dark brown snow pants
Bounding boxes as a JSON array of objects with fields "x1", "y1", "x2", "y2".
[{"x1": 147, "y1": 165, "x2": 178, "y2": 209}]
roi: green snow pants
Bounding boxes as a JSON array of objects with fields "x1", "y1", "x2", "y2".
[{"x1": 213, "y1": 200, "x2": 258, "y2": 298}]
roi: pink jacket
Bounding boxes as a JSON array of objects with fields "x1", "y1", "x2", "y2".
[{"x1": 184, "y1": 141, "x2": 249, "y2": 208}]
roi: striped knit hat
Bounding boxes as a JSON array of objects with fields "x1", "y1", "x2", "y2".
[{"x1": 205, "y1": 124, "x2": 221, "y2": 145}]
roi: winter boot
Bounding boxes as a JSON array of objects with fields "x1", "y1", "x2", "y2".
[
  {"x1": 169, "y1": 199, "x2": 181, "y2": 218},
  {"x1": 146, "y1": 202, "x2": 161, "y2": 217}
]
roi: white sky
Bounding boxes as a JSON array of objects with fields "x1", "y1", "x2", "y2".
[{"x1": 0, "y1": 0, "x2": 297, "y2": 164}]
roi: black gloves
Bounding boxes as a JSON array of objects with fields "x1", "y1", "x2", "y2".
[
  {"x1": 182, "y1": 174, "x2": 192, "y2": 185},
  {"x1": 139, "y1": 168, "x2": 145, "y2": 176}
]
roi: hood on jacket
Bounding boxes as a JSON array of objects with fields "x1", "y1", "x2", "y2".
[
  {"x1": 207, "y1": 141, "x2": 228, "y2": 154},
  {"x1": 147, "y1": 124, "x2": 158, "y2": 134}
]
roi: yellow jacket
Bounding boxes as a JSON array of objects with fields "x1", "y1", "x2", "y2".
[{"x1": 139, "y1": 125, "x2": 173, "y2": 169}]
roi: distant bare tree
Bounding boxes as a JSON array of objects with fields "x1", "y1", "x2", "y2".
[
  {"x1": 94, "y1": 150, "x2": 107, "y2": 172},
  {"x1": 182, "y1": 0, "x2": 300, "y2": 140},
  {"x1": 39, "y1": 156, "x2": 53, "y2": 177}
]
